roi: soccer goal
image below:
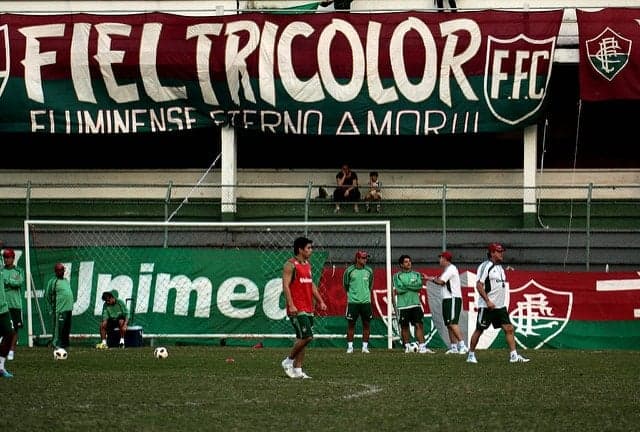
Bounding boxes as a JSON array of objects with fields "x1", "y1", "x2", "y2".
[{"x1": 24, "y1": 220, "x2": 395, "y2": 349}]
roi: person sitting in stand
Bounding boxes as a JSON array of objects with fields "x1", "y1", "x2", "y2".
[
  {"x1": 333, "y1": 164, "x2": 361, "y2": 213},
  {"x1": 364, "y1": 171, "x2": 382, "y2": 213}
]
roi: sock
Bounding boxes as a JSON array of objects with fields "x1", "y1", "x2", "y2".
[
  {"x1": 510, "y1": 350, "x2": 517, "y2": 358},
  {"x1": 347, "y1": 342, "x2": 353, "y2": 349},
  {"x1": 419, "y1": 342, "x2": 426, "y2": 349},
  {"x1": 468, "y1": 351, "x2": 475, "y2": 357},
  {"x1": 102, "y1": 339, "x2": 106, "y2": 345},
  {"x1": 294, "y1": 367, "x2": 302, "y2": 375},
  {"x1": 120, "y1": 338, "x2": 125, "y2": 344},
  {"x1": 362, "y1": 342, "x2": 368, "y2": 349},
  {"x1": 450, "y1": 344, "x2": 457, "y2": 350},
  {"x1": 458, "y1": 341, "x2": 467, "y2": 349},
  {"x1": 0, "y1": 357, "x2": 5, "y2": 370}
]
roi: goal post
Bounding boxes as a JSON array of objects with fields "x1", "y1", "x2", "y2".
[{"x1": 24, "y1": 220, "x2": 395, "y2": 349}]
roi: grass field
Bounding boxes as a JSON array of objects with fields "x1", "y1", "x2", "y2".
[{"x1": 2, "y1": 346, "x2": 639, "y2": 431}]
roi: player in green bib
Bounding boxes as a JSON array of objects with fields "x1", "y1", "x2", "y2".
[
  {"x1": 393, "y1": 254, "x2": 433, "y2": 354},
  {"x1": 44, "y1": 263, "x2": 75, "y2": 350},
  {"x1": 343, "y1": 250, "x2": 374, "y2": 354},
  {"x1": 0, "y1": 268, "x2": 16, "y2": 378},
  {"x1": 2, "y1": 248, "x2": 25, "y2": 361},
  {"x1": 97, "y1": 290, "x2": 129, "y2": 349}
]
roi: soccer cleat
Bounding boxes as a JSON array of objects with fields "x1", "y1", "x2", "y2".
[
  {"x1": 119, "y1": 342, "x2": 125, "y2": 349},
  {"x1": 289, "y1": 369, "x2": 311, "y2": 379},
  {"x1": 458, "y1": 347, "x2": 469, "y2": 355},
  {"x1": 284, "y1": 368, "x2": 298, "y2": 378},
  {"x1": 466, "y1": 355, "x2": 478, "y2": 364},
  {"x1": 510, "y1": 354, "x2": 530, "y2": 363},
  {"x1": 445, "y1": 348, "x2": 459, "y2": 355},
  {"x1": 0, "y1": 369, "x2": 13, "y2": 378},
  {"x1": 346, "y1": 347, "x2": 354, "y2": 354},
  {"x1": 419, "y1": 347, "x2": 435, "y2": 354},
  {"x1": 7, "y1": 350, "x2": 14, "y2": 361},
  {"x1": 361, "y1": 347, "x2": 370, "y2": 354},
  {"x1": 281, "y1": 358, "x2": 296, "y2": 378}
]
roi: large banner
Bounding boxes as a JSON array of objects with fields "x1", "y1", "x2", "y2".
[
  {"x1": 577, "y1": 8, "x2": 640, "y2": 101},
  {"x1": 0, "y1": 11, "x2": 562, "y2": 135},
  {"x1": 19, "y1": 248, "x2": 640, "y2": 349}
]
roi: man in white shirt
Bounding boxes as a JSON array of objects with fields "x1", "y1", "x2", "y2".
[
  {"x1": 427, "y1": 251, "x2": 468, "y2": 354},
  {"x1": 466, "y1": 243, "x2": 530, "y2": 364}
]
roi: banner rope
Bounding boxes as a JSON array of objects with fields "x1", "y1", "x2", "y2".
[
  {"x1": 167, "y1": 153, "x2": 221, "y2": 222},
  {"x1": 563, "y1": 100, "x2": 582, "y2": 270}
]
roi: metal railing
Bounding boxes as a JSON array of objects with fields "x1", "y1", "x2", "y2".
[
  {"x1": 1, "y1": 180, "x2": 639, "y2": 270},
  {"x1": 0, "y1": 181, "x2": 638, "y2": 225}
]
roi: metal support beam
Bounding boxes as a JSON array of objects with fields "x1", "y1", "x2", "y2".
[{"x1": 523, "y1": 124, "x2": 538, "y2": 227}]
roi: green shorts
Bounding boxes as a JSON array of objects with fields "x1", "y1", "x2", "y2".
[
  {"x1": 346, "y1": 303, "x2": 372, "y2": 322},
  {"x1": 476, "y1": 307, "x2": 511, "y2": 330},
  {"x1": 442, "y1": 297, "x2": 462, "y2": 326},
  {"x1": 290, "y1": 314, "x2": 314, "y2": 339},
  {"x1": 0, "y1": 311, "x2": 15, "y2": 337},
  {"x1": 399, "y1": 306, "x2": 423, "y2": 326}
]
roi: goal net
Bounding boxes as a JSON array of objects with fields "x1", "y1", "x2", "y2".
[{"x1": 24, "y1": 220, "x2": 395, "y2": 349}]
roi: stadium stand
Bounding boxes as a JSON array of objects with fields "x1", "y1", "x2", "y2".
[{"x1": 0, "y1": 2, "x2": 638, "y2": 271}]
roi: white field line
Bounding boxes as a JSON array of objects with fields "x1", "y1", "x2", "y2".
[{"x1": 342, "y1": 384, "x2": 383, "y2": 400}]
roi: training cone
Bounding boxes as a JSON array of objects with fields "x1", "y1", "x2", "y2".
[{"x1": 252, "y1": 341, "x2": 264, "y2": 349}]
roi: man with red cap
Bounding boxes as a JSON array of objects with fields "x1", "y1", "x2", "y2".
[
  {"x1": 44, "y1": 263, "x2": 75, "y2": 350},
  {"x1": 2, "y1": 249, "x2": 25, "y2": 361},
  {"x1": 467, "y1": 243, "x2": 530, "y2": 364},
  {"x1": 427, "y1": 250, "x2": 468, "y2": 354},
  {"x1": 343, "y1": 250, "x2": 374, "y2": 354}
]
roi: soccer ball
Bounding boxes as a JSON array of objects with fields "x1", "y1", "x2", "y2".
[
  {"x1": 409, "y1": 342, "x2": 419, "y2": 353},
  {"x1": 53, "y1": 348, "x2": 68, "y2": 360},
  {"x1": 154, "y1": 347, "x2": 169, "y2": 359}
]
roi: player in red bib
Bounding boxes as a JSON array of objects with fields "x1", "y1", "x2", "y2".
[{"x1": 280, "y1": 237, "x2": 327, "y2": 379}]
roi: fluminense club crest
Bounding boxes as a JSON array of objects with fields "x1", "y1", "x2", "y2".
[
  {"x1": 509, "y1": 279, "x2": 573, "y2": 349},
  {"x1": 0, "y1": 25, "x2": 9, "y2": 99},
  {"x1": 586, "y1": 27, "x2": 631, "y2": 81},
  {"x1": 484, "y1": 34, "x2": 556, "y2": 126}
]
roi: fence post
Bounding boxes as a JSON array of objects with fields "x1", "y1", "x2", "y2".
[
  {"x1": 441, "y1": 184, "x2": 447, "y2": 251},
  {"x1": 164, "y1": 181, "x2": 173, "y2": 248},
  {"x1": 586, "y1": 182, "x2": 593, "y2": 271},
  {"x1": 304, "y1": 180, "x2": 313, "y2": 225}
]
